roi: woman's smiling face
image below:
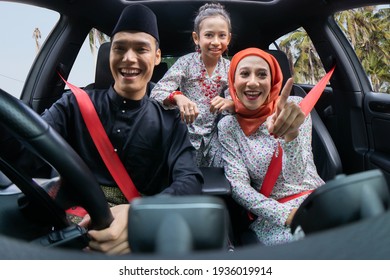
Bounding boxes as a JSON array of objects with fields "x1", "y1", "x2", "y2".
[{"x1": 234, "y1": 55, "x2": 272, "y2": 110}]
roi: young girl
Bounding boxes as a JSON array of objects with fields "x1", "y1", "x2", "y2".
[
  {"x1": 150, "y1": 3, "x2": 234, "y2": 167},
  {"x1": 218, "y1": 48, "x2": 324, "y2": 245}
]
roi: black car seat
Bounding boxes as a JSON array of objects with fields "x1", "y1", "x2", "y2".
[
  {"x1": 86, "y1": 42, "x2": 112, "y2": 89},
  {"x1": 267, "y1": 49, "x2": 343, "y2": 182},
  {"x1": 84, "y1": 41, "x2": 168, "y2": 91}
]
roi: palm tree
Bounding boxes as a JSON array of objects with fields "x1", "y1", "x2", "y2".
[
  {"x1": 335, "y1": 6, "x2": 389, "y2": 93},
  {"x1": 32, "y1": 27, "x2": 41, "y2": 54},
  {"x1": 88, "y1": 28, "x2": 109, "y2": 66},
  {"x1": 278, "y1": 6, "x2": 389, "y2": 93},
  {"x1": 278, "y1": 28, "x2": 325, "y2": 84}
]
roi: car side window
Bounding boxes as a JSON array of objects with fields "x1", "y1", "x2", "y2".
[
  {"x1": 271, "y1": 28, "x2": 326, "y2": 85},
  {"x1": 0, "y1": 2, "x2": 59, "y2": 98},
  {"x1": 67, "y1": 29, "x2": 109, "y2": 88},
  {"x1": 334, "y1": 5, "x2": 389, "y2": 94}
]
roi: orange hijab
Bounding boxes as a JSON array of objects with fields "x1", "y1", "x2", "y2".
[{"x1": 228, "y1": 48, "x2": 283, "y2": 136}]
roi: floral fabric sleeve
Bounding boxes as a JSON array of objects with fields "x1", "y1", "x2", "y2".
[{"x1": 150, "y1": 55, "x2": 189, "y2": 109}]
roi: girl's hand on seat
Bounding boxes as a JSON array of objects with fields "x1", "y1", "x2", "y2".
[
  {"x1": 175, "y1": 95, "x2": 199, "y2": 124},
  {"x1": 210, "y1": 96, "x2": 235, "y2": 114},
  {"x1": 285, "y1": 208, "x2": 298, "y2": 227}
]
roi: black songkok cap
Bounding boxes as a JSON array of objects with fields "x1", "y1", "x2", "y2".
[{"x1": 111, "y1": 4, "x2": 159, "y2": 42}]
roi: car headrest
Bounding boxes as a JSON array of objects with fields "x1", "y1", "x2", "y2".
[
  {"x1": 92, "y1": 42, "x2": 168, "y2": 89},
  {"x1": 266, "y1": 49, "x2": 293, "y2": 87},
  {"x1": 151, "y1": 61, "x2": 168, "y2": 83},
  {"x1": 128, "y1": 195, "x2": 229, "y2": 254},
  {"x1": 94, "y1": 42, "x2": 113, "y2": 89}
]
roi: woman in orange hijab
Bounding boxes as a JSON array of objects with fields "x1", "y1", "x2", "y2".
[{"x1": 218, "y1": 48, "x2": 324, "y2": 245}]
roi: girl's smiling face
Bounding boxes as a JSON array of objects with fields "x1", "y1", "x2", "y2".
[{"x1": 192, "y1": 15, "x2": 231, "y2": 63}]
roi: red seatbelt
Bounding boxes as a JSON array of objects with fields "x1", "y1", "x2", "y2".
[
  {"x1": 260, "y1": 142, "x2": 283, "y2": 197},
  {"x1": 247, "y1": 66, "x2": 335, "y2": 221},
  {"x1": 277, "y1": 190, "x2": 314, "y2": 203},
  {"x1": 58, "y1": 74, "x2": 140, "y2": 216},
  {"x1": 260, "y1": 65, "x2": 336, "y2": 199},
  {"x1": 299, "y1": 65, "x2": 336, "y2": 116}
]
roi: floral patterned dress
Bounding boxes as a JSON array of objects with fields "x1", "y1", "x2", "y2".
[
  {"x1": 150, "y1": 52, "x2": 230, "y2": 167},
  {"x1": 218, "y1": 96, "x2": 325, "y2": 245}
]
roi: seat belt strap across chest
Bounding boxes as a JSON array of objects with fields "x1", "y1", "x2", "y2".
[
  {"x1": 260, "y1": 65, "x2": 336, "y2": 199},
  {"x1": 58, "y1": 74, "x2": 140, "y2": 205}
]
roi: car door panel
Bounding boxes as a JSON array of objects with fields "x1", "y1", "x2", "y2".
[{"x1": 364, "y1": 91, "x2": 390, "y2": 185}]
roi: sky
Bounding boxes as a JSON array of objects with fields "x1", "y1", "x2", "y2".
[{"x1": 0, "y1": 2, "x2": 94, "y2": 98}]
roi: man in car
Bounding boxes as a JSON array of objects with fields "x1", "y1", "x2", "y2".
[{"x1": 1, "y1": 4, "x2": 203, "y2": 254}]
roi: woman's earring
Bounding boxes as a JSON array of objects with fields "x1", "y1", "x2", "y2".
[{"x1": 195, "y1": 45, "x2": 201, "y2": 53}]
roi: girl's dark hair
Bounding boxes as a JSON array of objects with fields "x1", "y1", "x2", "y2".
[{"x1": 193, "y1": 2, "x2": 231, "y2": 34}]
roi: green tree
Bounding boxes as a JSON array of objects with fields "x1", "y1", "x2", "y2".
[
  {"x1": 278, "y1": 28, "x2": 325, "y2": 85},
  {"x1": 278, "y1": 6, "x2": 389, "y2": 93},
  {"x1": 335, "y1": 6, "x2": 389, "y2": 93},
  {"x1": 88, "y1": 28, "x2": 109, "y2": 66}
]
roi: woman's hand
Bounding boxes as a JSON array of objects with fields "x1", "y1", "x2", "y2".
[
  {"x1": 79, "y1": 204, "x2": 131, "y2": 255},
  {"x1": 267, "y1": 78, "x2": 305, "y2": 142},
  {"x1": 210, "y1": 96, "x2": 235, "y2": 114},
  {"x1": 285, "y1": 207, "x2": 298, "y2": 227}
]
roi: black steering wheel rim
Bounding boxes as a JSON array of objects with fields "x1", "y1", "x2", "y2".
[{"x1": 0, "y1": 89, "x2": 113, "y2": 230}]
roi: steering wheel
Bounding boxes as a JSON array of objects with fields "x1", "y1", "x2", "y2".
[{"x1": 0, "y1": 88, "x2": 113, "y2": 231}]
